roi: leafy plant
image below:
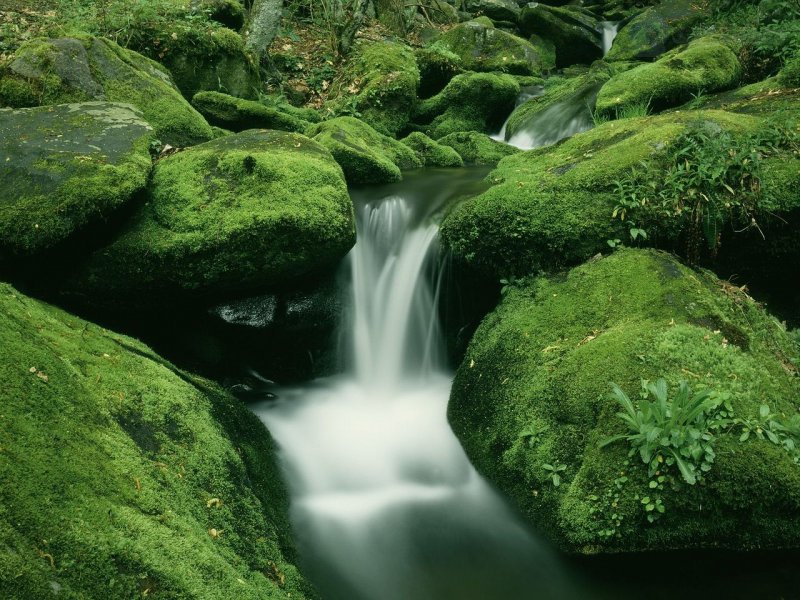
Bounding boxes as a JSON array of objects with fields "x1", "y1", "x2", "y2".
[
  {"x1": 737, "y1": 404, "x2": 800, "y2": 464},
  {"x1": 542, "y1": 462, "x2": 567, "y2": 487},
  {"x1": 599, "y1": 379, "x2": 732, "y2": 485},
  {"x1": 518, "y1": 422, "x2": 548, "y2": 447}
]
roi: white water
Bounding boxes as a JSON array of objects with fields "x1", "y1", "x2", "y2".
[
  {"x1": 601, "y1": 21, "x2": 619, "y2": 56},
  {"x1": 253, "y1": 176, "x2": 579, "y2": 600}
]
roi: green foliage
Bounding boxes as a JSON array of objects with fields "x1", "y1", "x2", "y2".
[
  {"x1": 600, "y1": 379, "x2": 732, "y2": 485},
  {"x1": 542, "y1": 462, "x2": 567, "y2": 487},
  {"x1": 591, "y1": 99, "x2": 651, "y2": 126},
  {"x1": 736, "y1": 404, "x2": 800, "y2": 464},
  {"x1": 611, "y1": 118, "x2": 800, "y2": 258}
]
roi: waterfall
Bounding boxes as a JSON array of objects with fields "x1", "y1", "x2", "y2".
[
  {"x1": 601, "y1": 21, "x2": 619, "y2": 56},
  {"x1": 252, "y1": 172, "x2": 581, "y2": 600}
]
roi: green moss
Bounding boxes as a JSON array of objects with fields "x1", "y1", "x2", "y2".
[
  {"x1": 192, "y1": 91, "x2": 310, "y2": 133},
  {"x1": 449, "y1": 248, "x2": 800, "y2": 554},
  {"x1": 681, "y1": 77, "x2": 800, "y2": 118},
  {"x1": 329, "y1": 40, "x2": 420, "y2": 137},
  {"x1": 414, "y1": 71, "x2": 520, "y2": 139},
  {"x1": 440, "y1": 109, "x2": 759, "y2": 278},
  {"x1": 606, "y1": 0, "x2": 706, "y2": 61},
  {"x1": 779, "y1": 53, "x2": 800, "y2": 87},
  {"x1": 63, "y1": 130, "x2": 355, "y2": 309},
  {"x1": 400, "y1": 131, "x2": 464, "y2": 168},
  {"x1": 437, "y1": 131, "x2": 519, "y2": 165},
  {"x1": 439, "y1": 21, "x2": 552, "y2": 76},
  {"x1": 0, "y1": 36, "x2": 214, "y2": 147},
  {"x1": 0, "y1": 102, "x2": 154, "y2": 258},
  {"x1": 597, "y1": 37, "x2": 742, "y2": 117},
  {"x1": 472, "y1": 16, "x2": 495, "y2": 28},
  {"x1": 0, "y1": 283, "x2": 316, "y2": 598},
  {"x1": 307, "y1": 116, "x2": 421, "y2": 184},
  {"x1": 415, "y1": 43, "x2": 463, "y2": 98}
]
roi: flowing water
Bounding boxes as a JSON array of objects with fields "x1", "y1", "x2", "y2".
[
  {"x1": 600, "y1": 21, "x2": 619, "y2": 56},
  {"x1": 252, "y1": 170, "x2": 582, "y2": 600}
]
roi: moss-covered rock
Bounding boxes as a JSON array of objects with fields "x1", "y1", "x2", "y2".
[
  {"x1": 63, "y1": 129, "x2": 355, "y2": 308},
  {"x1": 400, "y1": 131, "x2": 464, "y2": 167},
  {"x1": 0, "y1": 36, "x2": 214, "y2": 147},
  {"x1": 464, "y1": 0, "x2": 521, "y2": 24},
  {"x1": 437, "y1": 131, "x2": 519, "y2": 165},
  {"x1": 307, "y1": 116, "x2": 422, "y2": 184},
  {"x1": 193, "y1": 0, "x2": 246, "y2": 29},
  {"x1": 192, "y1": 91, "x2": 310, "y2": 132},
  {"x1": 415, "y1": 44, "x2": 464, "y2": 98},
  {"x1": 596, "y1": 37, "x2": 742, "y2": 117},
  {"x1": 0, "y1": 283, "x2": 316, "y2": 598},
  {"x1": 448, "y1": 248, "x2": 800, "y2": 554},
  {"x1": 606, "y1": 0, "x2": 707, "y2": 61},
  {"x1": 438, "y1": 21, "x2": 553, "y2": 76},
  {"x1": 329, "y1": 40, "x2": 420, "y2": 137},
  {"x1": 413, "y1": 71, "x2": 520, "y2": 139},
  {"x1": 0, "y1": 102, "x2": 154, "y2": 259},
  {"x1": 440, "y1": 109, "x2": 759, "y2": 278},
  {"x1": 158, "y1": 27, "x2": 260, "y2": 100},
  {"x1": 678, "y1": 77, "x2": 800, "y2": 118},
  {"x1": 504, "y1": 69, "x2": 611, "y2": 142},
  {"x1": 519, "y1": 4, "x2": 603, "y2": 68}
]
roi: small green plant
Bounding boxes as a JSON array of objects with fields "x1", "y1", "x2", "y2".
[
  {"x1": 600, "y1": 379, "x2": 731, "y2": 485},
  {"x1": 518, "y1": 422, "x2": 548, "y2": 447},
  {"x1": 737, "y1": 404, "x2": 800, "y2": 464},
  {"x1": 542, "y1": 462, "x2": 567, "y2": 487},
  {"x1": 588, "y1": 468, "x2": 629, "y2": 538}
]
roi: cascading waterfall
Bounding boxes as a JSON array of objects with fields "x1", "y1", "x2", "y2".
[
  {"x1": 601, "y1": 21, "x2": 619, "y2": 56},
  {"x1": 253, "y1": 172, "x2": 582, "y2": 600}
]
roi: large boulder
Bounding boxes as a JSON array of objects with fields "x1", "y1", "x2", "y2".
[
  {"x1": 0, "y1": 102, "x2": 154, "y2": 259},
  {"x1": 437, "y1": 131, "x2": 520, "y2": 165},
  {"x1": 465, "y1": 0, "x2": 521, "y2": 23},
  {"x1": 63, "y1": 130, "x2": 356, "y2": 309},
  {"x1": 307, "y1": 116, "x2": 422, "y2": 184},
  {"x1": 192, "y1": 90, "x2": 311, "y2": 132},
  {"x1": 519, "y1": 4, "x2": 603, "y2": 68},
  {"x1": 0, "y1": 36, "x2": 214, "y2": 147},
  {"x1": 415, "y1": 44, "x2": 464, "y2": 98},
  {"x1": 440, "y1": 109, "x2": 759, "y2": 278},
  {"x1": 596, "y1": 37, "x2": 742, "y2": 116},
  {"x1": 0, "y1": 283, "x2": 316, "y2": 598},
  {"x1": 606, "y1": 0, "x2": 707, "y2": 62},
  {"x1": 449, "y1": 248, "x2": 800, "y2": 553},
  {"x1": 438, "y1": 20, "x2": 553, "y2": 76},
  {"x1": 413, "y1": 71, "x2": 520, "y2": 139},
  {"x1": 329, "y1": 40, "x2": 420, "y2": 137}
]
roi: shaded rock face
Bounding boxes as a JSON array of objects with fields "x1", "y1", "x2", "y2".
[
  {"x1": 439, "y1": 20, "x2": 553, "y2": 76},
  {"x1": 62, "y1": 129, "x2": 356, "y2": 309},
  {"x1": 0, "y1": 36, "x2": 214, "y2": 147},
  {"x1": 606, "y1": 0, "x2": 705, "y2": 61},
  {"x1": 413, "y1": 71, "x2": 520, "y2": 139},
  {"x1": 449, "y1": 248, "x2": 800, "y2": 555},
  {"x1": 307, "y1": 116, "x2": 421, "y2": 185},
  {"x1": 0, "y1": 102, "x2": 153, "y2": 259},
  {"x1": 0, "y1": 282, "x2": 316, "y2": 599},
  {"x1": 519, "y1": 4, "x2": 603, "y2": 68},
  {"x1": 465, "y1": 0, "x2": 521, "y2": 23},
  {"x1": 597, "y1": 37, "x2": 742, "y2": 115}
]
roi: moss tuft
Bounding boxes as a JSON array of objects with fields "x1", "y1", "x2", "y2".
[
  {"x1": 400, "y1": 131, "x2": 464, "y2": 167},
  {"x1": 437, "y1": 131, "x2": 519, "y2": 165},
  {"x1": 192, "y1": 91, "x2": 310, "y2": 133}
]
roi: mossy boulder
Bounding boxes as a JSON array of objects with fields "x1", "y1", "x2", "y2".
[
  {"x1": 464, "y1": 0, "x2": 521, "y2": 24},
  {"x1": 192, "y1": 0, "x2": 247, "y2": 29},
  {"x1": 679, "y1": 77, "x2": 800, "y2": 118},
  {"x1": 448, "y1": 248, "x2": 800, "y2": 554},
  {"x1": 307, "y1": 116, "x2": 422, "y2": 184},
  {"x1": 330, "y1": 40, "x2": 420, "y2": 137},
  {"x1": 503, "y1": 69, "x2": 610, "y2": 145},
  {"x1": 63, "y1": 130, "x2": 355, "y2": 308},
  {"x1": 192, "y1": 91, "x2": 310, "y2": 133},
  {"x1": 415, "y1": 44, "x2": 464, "y2": 98},
  {"x1": 0, "y1": 36, "x2": 214, "y2": 147},
  {"x1": 131, "y1": 25, "x2": 260, "y2": 100},
  {"x1": 0, "y1": 102, "x2": 154, "y2": 259},
  {"x1": 440, "y1": 109, "x2": 759, "y2": 278},
  {"x1": 519, "y1": 4, "x2": 603, "y2": 68},
  {"x1": 596, "y1": 37, "x2": 742, "y2": 117},
  {"x1": 438, "y1": 21, "x2": 553, "y2": 76},
  {"x1": 606, "y1": 0, "x2": 707, "y2": 61},
  {"x1": 400, "y1": 131, "x2": 464, "y2": 167},
  {"x1": 437, "y1": 131, "x2": 519, "y2": 165},
  {"x1": 0, "y1": 283, "x2": 316, "y2": 598},
  {"x1": 413, "y1": 71, "x2": 520, "y2": 139}
]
